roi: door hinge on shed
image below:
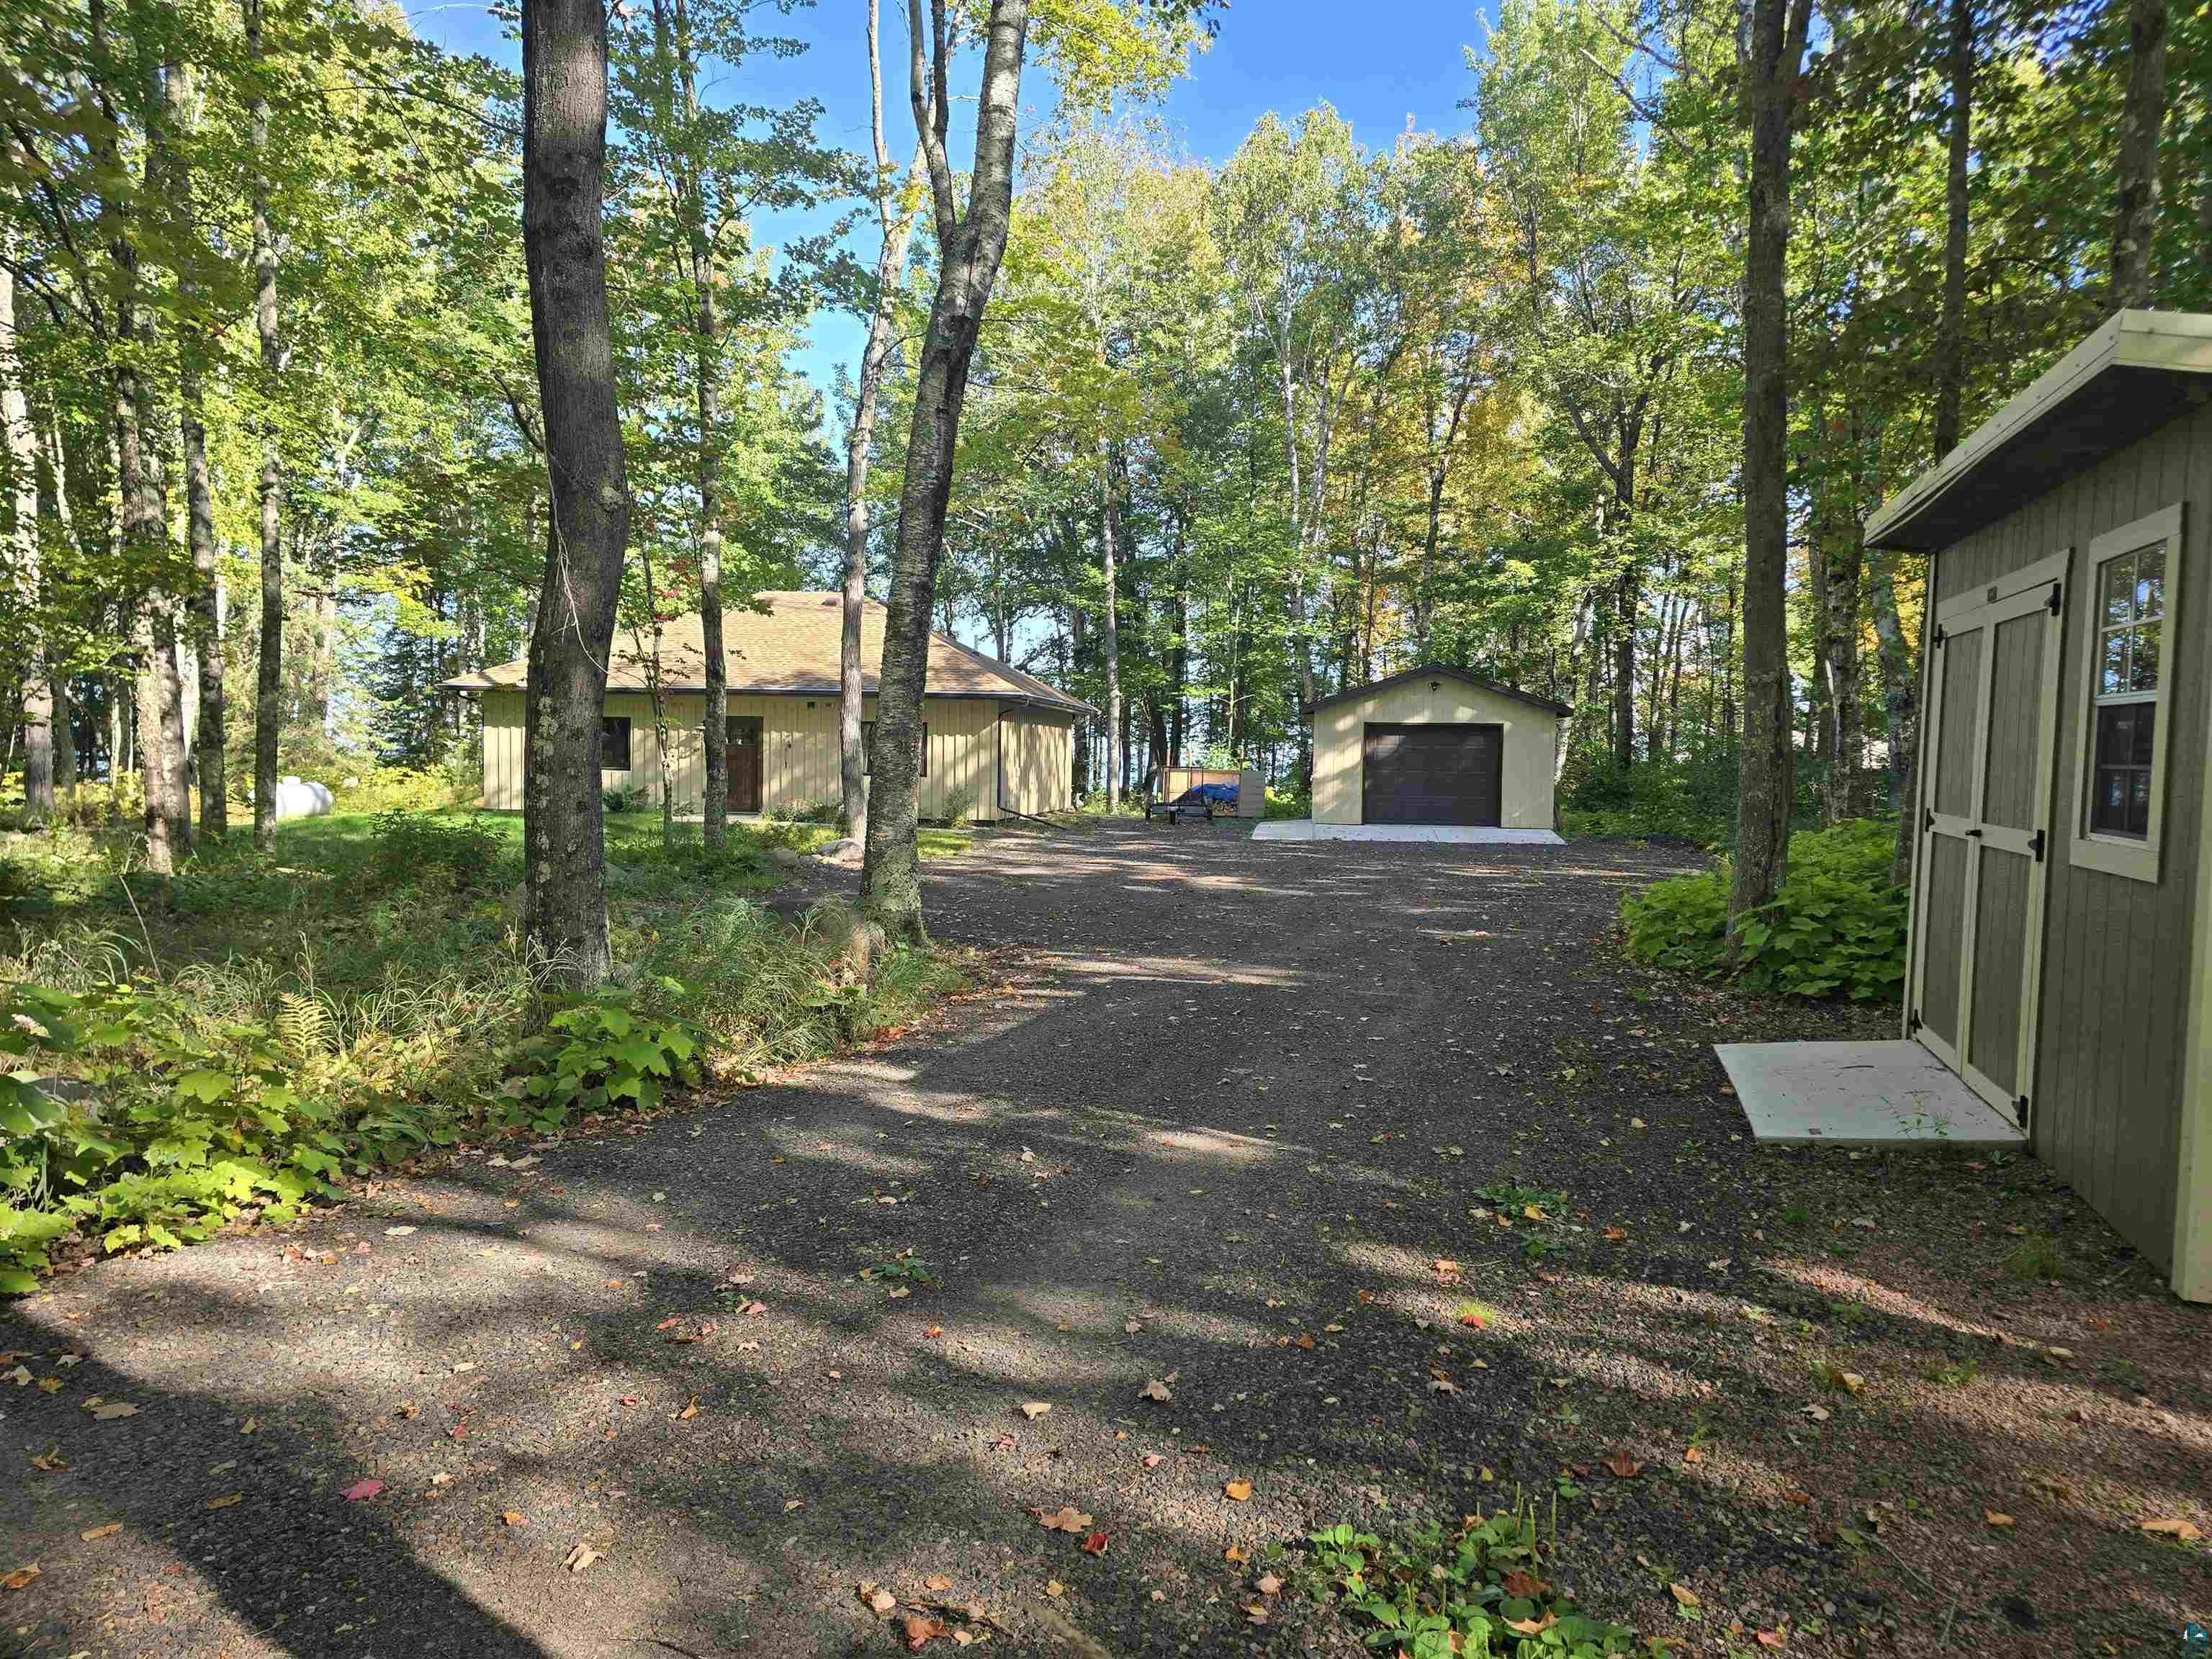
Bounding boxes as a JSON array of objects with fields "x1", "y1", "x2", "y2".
[
  {"x1": 1909, "y1": 1010, "x2": 1922, "y2": 1033},
  {"x1": 2030, "y1": 828, "x2": 2046, "y2": 863},
  {"x1": 1933, "y1": 625, "x2": 1947, "y2": 647},
  {"x1": 2049, "y1": 581, "x2": 2064, "y2": 615},
  {"x1": 2015, "y1": 1094, "x2": 2030, "y2": 1128},
  {"x1": 1923, "y1": 805, "x2": 1934, "y2": 832}
]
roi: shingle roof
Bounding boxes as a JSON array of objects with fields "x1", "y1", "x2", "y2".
[
  {"x1": 1310, "y1": 662, "x2": 1574, "y2": 719},
  {"x1": 441, "y1": 591, "x2": 1092, "y2": 716}
]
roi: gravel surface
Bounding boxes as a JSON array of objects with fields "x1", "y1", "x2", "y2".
[{"x1": 1, "y1": 820, "x2": 2206, "y2": 1659}]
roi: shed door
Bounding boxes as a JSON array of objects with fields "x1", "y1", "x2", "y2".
[
  {"x1": 727, "y1": 716, "x2": 763, "y2": 814},
  {"x1": 1910, "y1": 554, "x2": 2068, "y2": 1130},
  {"x1": 1362, "y1": 723, "x2": 1502, "y2": 825}
]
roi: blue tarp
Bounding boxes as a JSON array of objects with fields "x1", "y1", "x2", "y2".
[{"x1": 1194, "y1": 783, "x2": 1239, "y2": 806}]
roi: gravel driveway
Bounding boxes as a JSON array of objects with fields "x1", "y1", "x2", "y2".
[{"x1": 1, "y1": 822, "x2": 2204, "y2": 1659}]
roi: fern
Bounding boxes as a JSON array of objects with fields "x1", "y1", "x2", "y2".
[{"x1": 276, "y1": 992, "x2": 333, "y2": 1061}]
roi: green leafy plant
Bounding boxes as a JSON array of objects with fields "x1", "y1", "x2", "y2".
[
  {"x1": 1622, "y1": 819, "x2": 1907, "y2": 1001},
  {"x1": 366, "y1": 809, "x2": 505, "y2": 893},
  {"x1": 505, "y1": 983, "x2": 703, "y2": 1132},
  {"x1": 1301, "y1": 1501, "x2": 1640, "y2": 1657}
]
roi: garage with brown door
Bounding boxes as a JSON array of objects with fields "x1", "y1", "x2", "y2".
[
  {"x1": 1362, "y1": 723, "x2": 1503, "y2": 824},
  {"x1": 1310, "y1": 665, "x2": 1569, "y2": 830}
]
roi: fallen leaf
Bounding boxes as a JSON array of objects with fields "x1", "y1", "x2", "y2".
[
  {"x1": 1506, "y1": 1612, "x2": 1557, "y2": 1635},
  {"x1": 678, "y1": 1398, "x2": 700, "y2": 1421},
  {"x1": 1124, "y1": 1319, "x2": 1142, "y2": 1334},
  {"x1": 563, "y1": 1542, "x2": 598, "y2": 1575},
  {"x1": 1138, "y1": 1380, "x2": 1172, "y2": 1403},
  {"x1": 2, "y1": 1565, "x2": 39, "y2": 1591},
  {"x1": 1502, "y1": 1569, "x2": 1547, "y2": 1598},
  {"x1": 1986, "y1": 1511, "x2": 2015, "y2": 1529},
  {"x1": 2143, "y1": 1517, "x2": 2204, "y2": 1541},
  {"x1": 901, "y1": 1611, "x2": 945, "y2": 1650},
  {"x1": 205, "y1": 1493, "x2": 243, "y2": 1511},
  {"x1": 89, "y1": 1402, "x2": 137, "y2": 1421},
  {"x1": 1756, "y1": 1631, "x2": 1786, "y2": 1650},
  {"x1": 1603, "y1": 1450, "x2": 1642, "y2": 1478},
  {"x1": 1243, "y1": 1602, "x2": 1269, "y2": 1624},
  {"x1": 1682, "y1": 1444, "x2": 1704, "y2": 1465},
  {"x1": 341, "y1": 1479, "x2": 385, "y2": 1503},
  {"x1": 1458, "y1": 1312, "x2": 1485, "y2": 1328},
  {"x1": 1838, "y1": 1372, "x2": 1866, "y2": 1395},
  {"x1": 924, "y1": 1574, "x2": 954, "y2": 1593},
  {"x1": 1604, "y1": 1226, "x2": 1628, "y2": 1242},
  {"x1": 1256, "y1": 1573, "x2": 1282, "y2": 1594},
  {"x1": 1669, "y1": 1583, "x2": 1701, "y2": 1609},
  {"x1": 1292, "y1": 1332, "x2": 1315, "y2": 1351},
  {"x1": 924, "y1": 1325, "x2": 943, "y2": 1339},
  {"x1": 1032, "y1": 1505, "x2": 1094, "y2": 1533},
  {"x1": 1223, "y1": 1480, "x2": 1252, "y2": 1502},
  {"x1": 35, "y1": 1377, "x2": 60, "y2": 1394},
  {"x1": 860, "y1": 1581, "x2": 898, "y2": 1615},
  {"x1": 1223, "y1": 1545, "x2": 1247, "y2": 1564},
  {"x1": 385, "y1": 1226, "x2": 416, "y2": 1237},
  {"x1": 79, "y1": 1524, "x2": 121, "y2": 1542},
  {"x1": 1080, "y1": 1530, "x2": 1109, "y2": 1555},
  {"x1": 501, "y1": 1510, "x2": 528, "y2": 1527},
  {"x1": 1801, "y1": 1403, "x2": 1830, "y2": 1422},
  {"x1": 1433, "y1": 1259, "x2": 1460, "y2": 1277},
  {"x1": 30, "y1": 1447, "x2": 64, "y2": 1473},
  {"x1": 1140, "y1": 1453, "x2": 1164, "y2": 1469},
  {"x1": 655, "y1": 1317, "x2": 680, "y2": 1331},
  {"x1": 1044, "y1": 1579, "x2": 1064, "y2": 1599},
  {"x1": 1020, "y1": 1401, "x2": 1051, "y2": 1421}
]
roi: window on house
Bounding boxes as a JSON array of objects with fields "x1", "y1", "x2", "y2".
[
  {"x1": 2088, "y1": 542, "x2": 2164, "y2": 837},
  {"x1": 2072, "y1": 502, "x2": 2182, "y2": 882},
  {"x1": 600, "y1": 715, "x2": 633, "y2": 770},
  {"x1": 860, "y1": 720, "x2": 927, "y2": 777}
]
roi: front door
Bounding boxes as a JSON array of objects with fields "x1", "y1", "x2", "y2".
[
  {"x1": 727, "y1": 716, "x2": 763, "y2": 814},
  {"x1": 1909, "y1": 551, "x2": 2067, "y2": 1128}
]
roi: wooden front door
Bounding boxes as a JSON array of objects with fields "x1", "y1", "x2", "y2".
[
  {"x1": 1909, "y1": 550, "x2": 2068, "y2": 1130},
  {"x1": 727, "y1": 716, "x2": 763, "y2": 814}
]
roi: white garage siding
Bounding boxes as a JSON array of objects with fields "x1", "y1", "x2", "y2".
[{"x1": 1313, "y1": 673, "x2": 1563, "y2": 830}]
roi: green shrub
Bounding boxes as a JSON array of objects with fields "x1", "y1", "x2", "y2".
[
  {"x1": 1262, "y1": 783, "x2": 1311, "y2": 821},
  {"x1": 505, "y1": 984, "x2": 702, "y2": 1128},
  {"x1": 366, "y1": 809, "x2": 505, "y2": 892},
  {"x1": 332, "y1": 764, "x2": 472, "y2": 815},
  {"x1": 1622, "y1": 818, "x2": 1906, "y2": 1000}
]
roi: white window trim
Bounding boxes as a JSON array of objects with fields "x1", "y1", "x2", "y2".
[{"x1": 2069, "y1": 501, "x2": 2185, "y2": 883}]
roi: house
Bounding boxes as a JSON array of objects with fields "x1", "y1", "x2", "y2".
[
  {"x1": 1308, "y1": 665, "x2": 1570, "y2": 829},
  {"x1": 441, "y1": 592, "x2": 1089, "y2": 823},
  {"x1": 1866, "y1": 307, "x2": 2212, "y2": 1302}
]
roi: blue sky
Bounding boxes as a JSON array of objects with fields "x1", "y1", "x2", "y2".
[{"x1": 407, "y1": 0, "x2": 1503, "y2": 405}]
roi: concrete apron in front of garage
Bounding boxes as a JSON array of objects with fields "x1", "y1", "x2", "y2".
[
  {"x1": 1716, "y1": 1039, "x2": 2028, "y2": 1147},
  {"x1": 1252, "y1": 819, "x2": 1565, "y2": 845}
]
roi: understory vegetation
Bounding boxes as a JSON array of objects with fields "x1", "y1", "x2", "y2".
[
  {"x1": 0, "y1": 810, "x2": 971, "y2": 1287},
  {"x1": 1620, "y1": 819, "x2": 1907, "y2": 1000}
]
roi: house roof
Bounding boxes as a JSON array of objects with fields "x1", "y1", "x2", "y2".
[
  {"x1": 441, "y1": 591, "x2": 1093, "y2": 716},
  {"x1": 1866, "y1": 310, "x2": 2212, "y2": 554},
  {"x1": 1311, "y1": 662, "x2": 1574, "y2": 719}
]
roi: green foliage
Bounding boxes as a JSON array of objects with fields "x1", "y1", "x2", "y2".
[
  {"x1": 1301, "y1": 1503, "x2": 1642, "y2": 1658},
  {"x1": 505, "y1": 986, "x2": 702, "y2": 1128},
  {"x1": 1621, "y1": 819, "x2": 1907, "y2": 1001},
  {"x1": 1563, "y1": 755, "x2": 1743, "y2": 845},
  {"x1": 367, "y1": 810, "x2": 506, "y2": 893}
]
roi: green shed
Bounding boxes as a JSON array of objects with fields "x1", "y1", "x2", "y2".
[{"x1": 1867, "y1": 308, "x2": 2212, "y2": 1302}]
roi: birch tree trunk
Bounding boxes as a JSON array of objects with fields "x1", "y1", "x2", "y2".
[
  {"x1": 168, "y1": 60, "x2": 225, "y2": 838},
  {"x1": 2110, "y1": 0, "x2": 2168, "y2": 307},
  {"x1": 520, "y1": 0, "x2": 630, "y2": 984},
  {"x1": 1097, "y1": 440, "x2": 1122, "y2": 811},
  {"x1": 843, "y1": 0, "x2": 927, "y2": 845},
  {"x1": 1729, "y1": 0, "x2": 1815, "y2": 945},
  {"x1": 0, "y1": 258, "x2": 52, "y2": 824},
  {"x1": 860, "y1": 0, "x2": 1029, "y2": 941}
]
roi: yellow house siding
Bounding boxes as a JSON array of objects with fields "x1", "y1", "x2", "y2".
[
  {"x1": 1002, "y1": 710, "x2": 1074, "y2": 814},
  {"x1": 478, "y1": 689, "x2": 1033, "y2": 820},
  {"x1": 1313, "y1": 678, "x2": 1560, "y2": 829}
]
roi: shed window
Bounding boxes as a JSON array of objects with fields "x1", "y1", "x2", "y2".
[
  {"x1": 2088, "y1": 544, "x2": 2164, "y2": 837},
  {"x1": 860, "y1": 719, "x2": 927, "y2": 778},
  {"x1": 2070, "y1": 503, "x2": 2183, "y2": 882},
  {"x1": 600, "y1": 715, "x2": 633, "y2": 771}
]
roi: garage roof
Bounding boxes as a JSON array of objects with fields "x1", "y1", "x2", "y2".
[
  {"x1": 1866, "y1": 310, "x2": 2212, "y2": 554},
  {"x1": 1313, "y1": 663, "x2": 1573, "y2": 719}
]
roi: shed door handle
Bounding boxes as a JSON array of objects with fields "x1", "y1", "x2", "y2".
[{"x1": 1964, "y1": 827, "x2": 1983, "y2": 838}]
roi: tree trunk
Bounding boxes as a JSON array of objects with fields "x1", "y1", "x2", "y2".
[
  {"x1": 659, "y1": 0, "x2": 727, "y2": 854},
  {"x1": 844, "y1": 0, "x2": 926, "y2": 847},
  {"x1": 1729, "y1": 0, "x2": 1815, "y2": 944},
  {"x1": 1823, "y1": 520, "x2": 1864, "y2": 824},
  {"x1": 0, "y1": 257, "x2": 51, "y2": 824},
  {"x1": 1932, "y1": 0, "x2": 1972, "y2": 459},
  {"x1": 1869, "y1": 541, "x2": 1917, "y2": 884},
  {"x1": 2110, "y1": 0, "x2": 2168, "y2": 307},
  {"x1": 250, "y1": 0, "x2": 286, "y2": 851},
  {"x1": 1097, "y1": 441, "x2": 1122, "y2": 811},
  {"x1": 167, "y1": 60, "x2": 225, "y2": 839},
  {"x1": 520, "y1": 0, "x2": 631, "y2": 985},
  {"x1": 860, "y1": 0, "x2": 1030, "y2": 940}
]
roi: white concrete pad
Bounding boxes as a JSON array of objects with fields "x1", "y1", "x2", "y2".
[
  {"x1": 1251, "y1": 819, "x2": 1565, "y2": 845},
  {"x1": 1715, "y1": 1040, "x2": 2026, "y2": 1146}
]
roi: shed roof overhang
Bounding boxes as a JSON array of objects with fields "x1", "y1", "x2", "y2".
[{"x1": 1866, "y1": 310, "x2": 2212, "y2": 555}]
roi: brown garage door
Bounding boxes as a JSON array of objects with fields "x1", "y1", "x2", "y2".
[{"x1": 1362, "y1": 723, "x2": 1503, "y2": 825}]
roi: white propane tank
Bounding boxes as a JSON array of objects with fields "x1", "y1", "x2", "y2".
[{"x1": 271, "y1": 775, "x2": 335, "y2": 820}]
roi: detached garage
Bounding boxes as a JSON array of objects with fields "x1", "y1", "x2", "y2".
[{"x1": 1310, "y1": 665, "x2": 1570, "y2": 830}]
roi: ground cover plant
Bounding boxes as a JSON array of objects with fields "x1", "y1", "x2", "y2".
[
  {"x1": 1619, "y1": 818, "x2": 1907, "y2": 999},
  {"x1": 0, "y1": 809, "x2": 973, "y2": 1286}
]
